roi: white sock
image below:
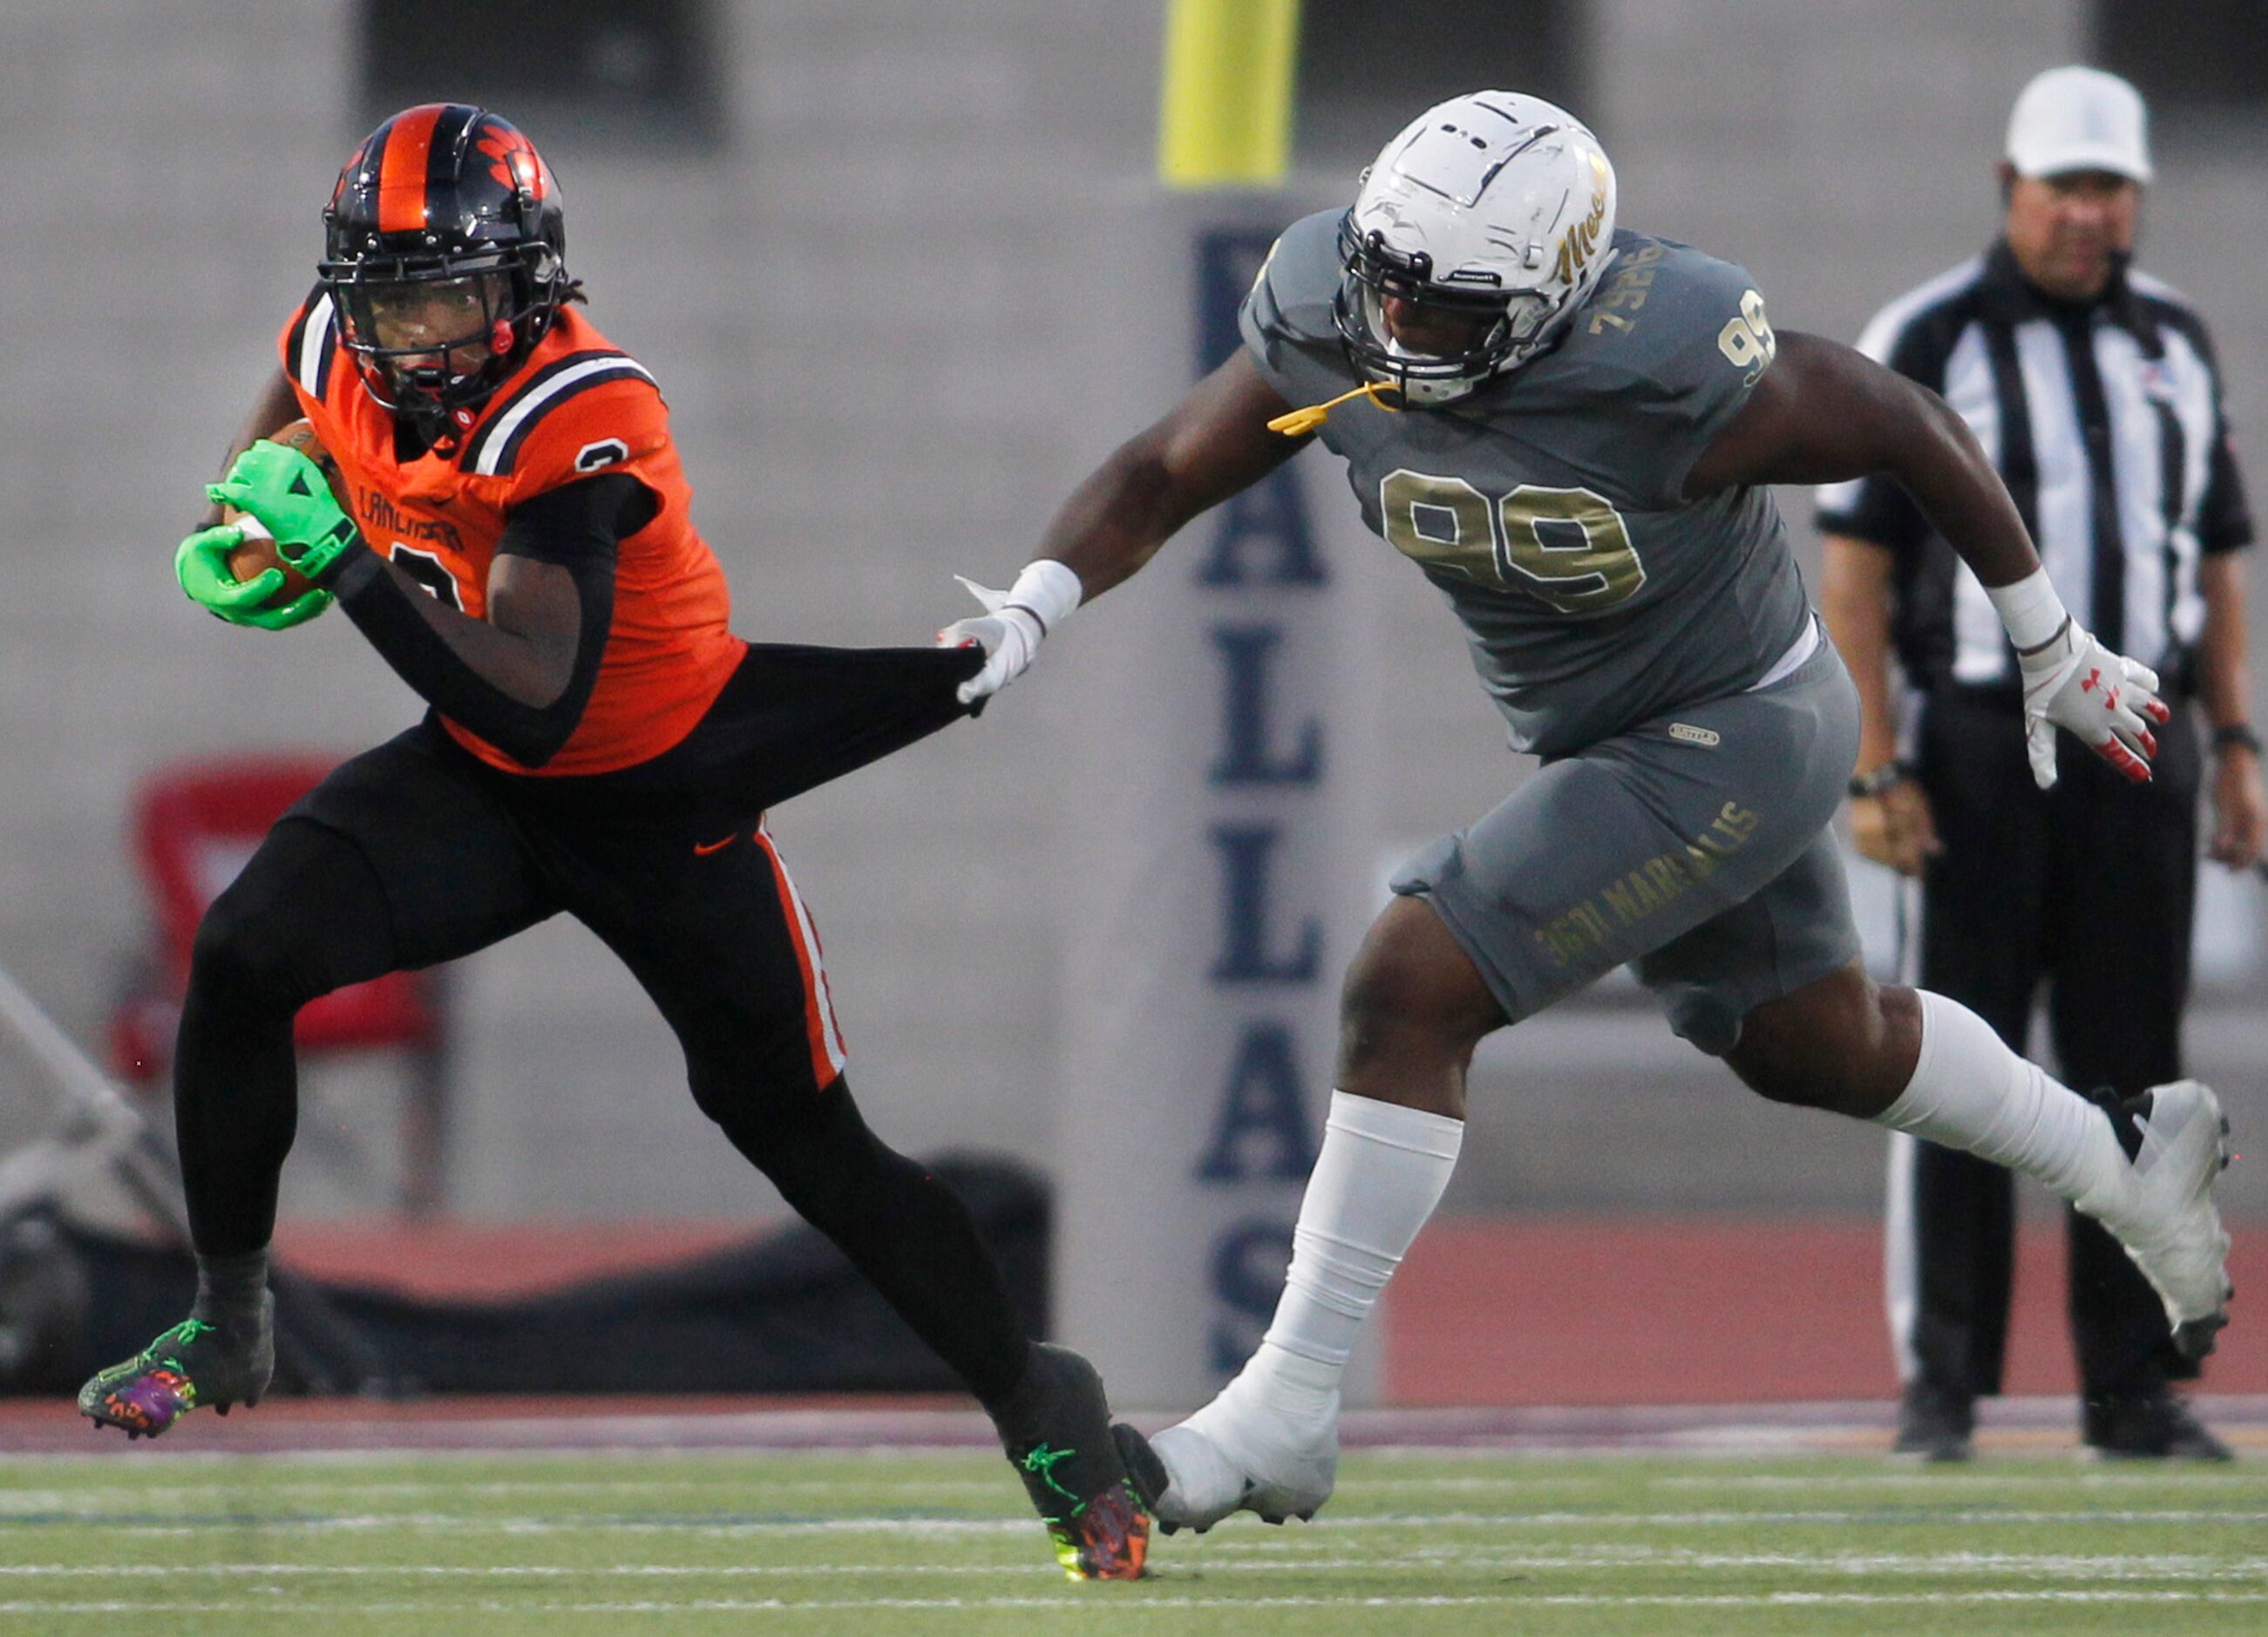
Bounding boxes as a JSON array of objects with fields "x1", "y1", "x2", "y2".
[
  {"x1": 1239, "y1": 1090, "x2": 1463, "y2": 1416},
  {"x1": 1874, "y1": 990, "x2": 2127, "y2": 1217}
]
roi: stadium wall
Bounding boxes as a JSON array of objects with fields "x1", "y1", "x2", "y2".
[{"x1": 0, "y1": 1, "x2": 2259, "y2": 1230}]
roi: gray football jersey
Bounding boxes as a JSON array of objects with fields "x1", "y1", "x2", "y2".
[{"x1": 1240, "y1": 212, "x2": 1814, "y2": 756}]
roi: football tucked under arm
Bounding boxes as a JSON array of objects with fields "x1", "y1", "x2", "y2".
[
  {"x1": 176, "y1": 419, "x2": 348, "y2": 631},
  {"x1": 219, "y1": 421, "x2": 348, "y2": 601}
]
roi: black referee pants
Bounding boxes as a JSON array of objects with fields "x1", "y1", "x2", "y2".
[{"x1": 1893, "y1": 688, "x2": 2203, "y2": 1400}]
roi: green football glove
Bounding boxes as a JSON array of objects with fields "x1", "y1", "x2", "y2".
[
  {"x1": 204, "y1": 441, "x2": 361, "y2": 583},
  {"x1": 230, "y1": 583, "x2": 335, "y2": 630},
  {"x1": 174, "y1": 524, "x2": 335, "y2": 631}
]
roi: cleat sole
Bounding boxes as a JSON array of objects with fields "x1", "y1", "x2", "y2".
[
  {"x1": 1110, "y1": 1423, "x2": 1169, "y2": 1511},
  {"x1": 2171, "y1": 1312, "x2": 2228, "y2": 1362}
]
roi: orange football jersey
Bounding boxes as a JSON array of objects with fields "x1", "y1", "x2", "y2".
[{"x1": 277, "y1": 296, "x2": 744, "y2": 775}]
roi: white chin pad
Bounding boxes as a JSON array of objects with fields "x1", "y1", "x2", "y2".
[{"x1": 1399, "y1": 374, "x2": 1478, "y2": 405}]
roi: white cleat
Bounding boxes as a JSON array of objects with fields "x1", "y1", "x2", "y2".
[
  {"x1": 2093, "y1": 1080, "x2": 2234, "y2": 1361},
  {"x1": 1145, "y1": 1382, "x2": 1339, "y2": 1533}
]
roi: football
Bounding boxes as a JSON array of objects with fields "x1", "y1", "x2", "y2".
[{"x1": 225, "y1": 419, "x2": 348, "y2": 606}]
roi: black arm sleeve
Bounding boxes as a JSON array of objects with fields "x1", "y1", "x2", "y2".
[
  {"x1": 2199, "y1": 420, "x2": 2255, "y2": 556},
  {"x1": 327, "y1": 474, "x2": 655, "y2": 768},
  {"x1": 2162, "y1": 309, "x2": 2254, "y2": 557}
]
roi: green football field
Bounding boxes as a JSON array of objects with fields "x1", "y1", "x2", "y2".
[{"x1": 1, "y1": 1449, "x2": 2264, "y2": 1635}]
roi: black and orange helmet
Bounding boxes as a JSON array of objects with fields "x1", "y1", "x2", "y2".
[{"x1": 320, "y1": 104, "x2": 574, "y2": 422}]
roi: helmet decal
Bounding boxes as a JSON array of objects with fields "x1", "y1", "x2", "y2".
[
  {"x1": 1552, "y1": 152, "x2": 1613, "y2": 289},
  {"x1": 475, "y1": 124, "x2": 547, "y2": 200},
  {"x1": 329, "y1": 138, "x2": 372, "y2": 216}
]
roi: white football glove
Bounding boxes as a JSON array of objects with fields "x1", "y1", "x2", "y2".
[
  {"x1": 936, "y1": 560, "x2": 1082, "y2": 705},
  {"x1": 2018, "y1": 617, "x2": 2168, "y2": 789}
]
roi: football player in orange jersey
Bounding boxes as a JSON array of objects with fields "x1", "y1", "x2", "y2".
[{"x1": 79, "y1": 104, "x2": 1150, "y2": 1582}]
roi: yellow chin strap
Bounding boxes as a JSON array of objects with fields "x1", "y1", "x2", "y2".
[{"x1": 1266, "y1": 379, "x2": 1404, "y2": 438}]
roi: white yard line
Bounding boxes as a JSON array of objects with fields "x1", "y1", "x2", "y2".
[
  {"x1": 1651, "y1": 1471, "x2": 2268, "y2": 1491},
  {"x1": 4, "y1": 1591, "x2": 2268, "y2": 1615},
  {"x1": 3, "y1": 1471, "x2": 2262, "y2": 1513},
  {"x1": 5, "y1": 1507, "x2": 2265, "y2": 1533},
  {"x1": 0, "y1": 1550, "x2": 2263, "y2": 1578},
  {"x1": 0, "y1": 1478, "x2": 1015, "y2": 1510},
  {"x1": 10, "y1": 1396, "x2": 2265, "y2": 1459}
]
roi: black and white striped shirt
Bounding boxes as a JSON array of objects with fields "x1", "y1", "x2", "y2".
[{"x1": 1816, "y1": 241, "x2": 2251, "y2": 696}]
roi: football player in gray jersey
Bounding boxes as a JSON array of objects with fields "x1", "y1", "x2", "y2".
[{"x1": 940, "y1": 92, "x2": 2233, "y2": 1531}]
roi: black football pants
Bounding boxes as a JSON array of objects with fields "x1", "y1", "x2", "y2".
[
  {"x1": 172, "y1": 708, "x2": 1031, "y2": 1408},
  {"x1": 1893, "y1": 689, "x2": 2203, "y2": 1399}
]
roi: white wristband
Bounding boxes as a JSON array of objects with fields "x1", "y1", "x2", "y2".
[
  {"x1": 1005, "y1": 559, "x2": 1083, "y2": 636},
  {"x1": 1985, "y1": 567, "x2": 2068, "y2": 653}
]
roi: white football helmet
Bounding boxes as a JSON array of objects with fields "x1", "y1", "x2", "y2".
[{"x1": 1336, "y1": 91, "x2": 1618, "y2": 405}]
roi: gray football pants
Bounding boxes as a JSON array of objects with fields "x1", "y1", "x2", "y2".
[{"x1": 1392, "y1": 635, "x2": 1863, "y2": 1055}]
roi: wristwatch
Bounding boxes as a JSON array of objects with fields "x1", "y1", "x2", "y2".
[
  {"x1": 2211, "y1": 723, "x2": 2262, "y2": 757},
  {"x1": 1847, "y1": 764, "x2": 1910, "y2": 798}
]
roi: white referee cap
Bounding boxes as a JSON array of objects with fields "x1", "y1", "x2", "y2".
[{"x1": 2006, "y1": 66, "x2": 2152, "y2": 183}]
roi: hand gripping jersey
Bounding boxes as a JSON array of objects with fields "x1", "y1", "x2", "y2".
[
  {"x1": 1242, "y1": 213, "x2": 1815, "y2": 756},
  {"x1": 278, "y1": 296, "x2": 744, "y2": 776}
]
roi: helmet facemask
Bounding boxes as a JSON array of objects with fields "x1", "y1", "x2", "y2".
[
  {"x1": 326, "y1": 247, "x2": 560, "y2": 423},
  {"x1": 1334, "y1": 216, "x2": 1569, "y2": 405}
]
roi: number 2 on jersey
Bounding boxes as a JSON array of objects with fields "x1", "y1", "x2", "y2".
[
  {"x1": 1379, "y1": 471, "x2": 1646, "y2": 613},
  {"x1": 389, "y1": 543, "x2": 465, "y2": 610}
]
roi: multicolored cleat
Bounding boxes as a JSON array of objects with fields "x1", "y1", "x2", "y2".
[
  {"x1": 998, "y1": 1343, "x2": 1151, "y2": 1580},
  {"x1": 78, "y1": 1296, "x2": 274, "y2": 1440}
]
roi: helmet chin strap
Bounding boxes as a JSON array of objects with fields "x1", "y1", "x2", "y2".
[
  {"x1": 1266, "y1": 379, "x2": 1405, "y2": 438},
  {"x1": 386, "y1": 327, "x2": 509, "y2": 432}
]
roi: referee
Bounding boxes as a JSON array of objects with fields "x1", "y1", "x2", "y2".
[{"x1": 1817, "y1": 65, "x2": 2264, "y2": 1461}]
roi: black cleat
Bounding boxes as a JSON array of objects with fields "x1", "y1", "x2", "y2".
[{"x1": 996, "y1": 1344, "x2": 1151, "y2": 1580}]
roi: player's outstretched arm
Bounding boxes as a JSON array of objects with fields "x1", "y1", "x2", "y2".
[
  {"x1": 941, "y1": 351, "x2": 1307, "y2": 703},
  {"x1": 1687, "y1": 331, "x2": 2166, "y2": 788},
  {"x1": 1040, "y1": 350, "x2": 1307, "y2": 599}
]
